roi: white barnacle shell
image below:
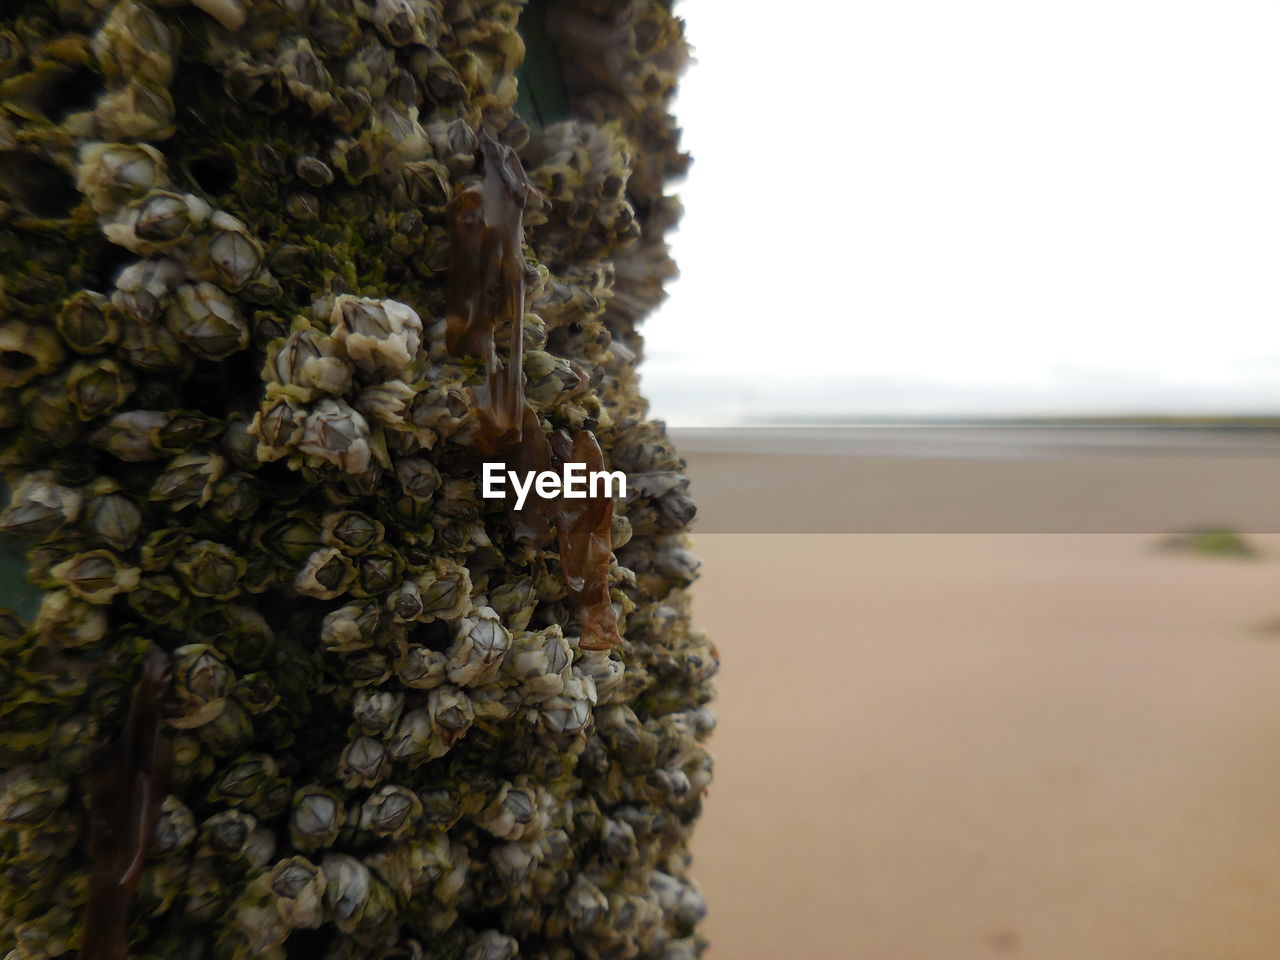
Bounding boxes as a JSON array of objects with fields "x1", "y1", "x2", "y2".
[
  {"x1": 165, "y1": 282, "x2": 249, "y2": 360},
  {"x1": 201, "y1": 808, "x2": 259, "y2": 860},
  {"x1": 49, "y1": 550, "x2": 141, "y2": 605},
  {"x1": 415, "y1": 557, "x2": 472, "y2": 622},
  {"x1": 151, "y1": 449, "x2": 226, "y2": 510},
  {"x1": 245, "y1": 825, "x2": 277, "y2": 869},
  {"x1": 403, "y1": 377, "x2": 470, "y2": 446},
  {"x1": 354, "y1": 379, "x2": 416, "y2": 430},
  {"x1": 149, "y1": 796, "x2": 197, "y2": 856},
  {"x1": 338, "y1": 735, "x2": 391, "y2": 789},
  {"x1": 389, "y1": 579, "x2": 423, "y2": 622},
  {"x1": 89, "y1": 410, "x2": 167, "y2": 462},
  {"x1": 395, "y1": 643, "x2": 448, "y2": 690},
  {"x1": 599, "y1": 816, "x2": 638, "y2": 866},
  {"x1": 278, "y1": 37, "x2": 334, "y2": 114},
  {"x1": 190, "y1": 0, "x2": 247, "y2": 31},
  {"x1": 320, "y1": 854, "x2": 371, "y2": 934},
  {"x1": 0, "y1": 767, "x2": 69, "y2": 827},
  {"x1": 102, "y1": 192, "x2": 205, "y2": 255},
  {"x1": 446, "y1": 609, "x2": 511, "y2": 687},
  {"x1": 476, "y1": 781, "x2": 537, "y2": 842},
  {"x1": 293, "y1": 547, "x2": 356, "y2": 599},
  {"x1": 290, "y1": 788, "x2": 342, "y2": 852},
  {"x1": 564, "y1": 874, "x2": 609, "y2": 933},
  {"x1": 169, "y1": 643, "x2": 232, "y2": 728},
  {"x1": 610, "y1": 889, "x2": 665, "y2": 944},
  {"x1": 654, "y1": 543, "x2": 701, "y2": 584},
  {"x1": 487, "y1": 578, "x2": 537, "y2": 632},
  {"x1": 94, "y1": 80, "x2": 176, "y2": 141},
  {"x1": 394, "y1": 457, "x2": 441, "y2": 501},
  {"x1": 33, "y1": 589, "x2": 108, "y2": 649},
  {"x1": 371, "y1": 0, "x2": 423, "y2": 46},
  {"x1": 201, "y1": 211, "x2": 264, "y2": 292},
  {"x1": 490, "y1": 841, "x2": 535, "y2": 882},
  {"x1": 321, "y1": 601, "x2": 380, "y2": 653},
  {"x1": 686, "y1": 744, "x2": 714, "y2": 793},
  {"x1": 93, "y1": 1, "x2": 177, "y2": 87},
  {"x1": 651, "y1": 766, "x2": 692, "y2": 800},
  {"x1": 89, "y1": 495, "x2": 140, "y2": 551},
  {"x1": 266, "y1": 322, "x2": 352, "y2": 399},
  {"x1": 375, "y1": 102, "x2": 429, "y2": 162},
  {"x1": 297, "y1": 399, "x2": 372, "y2": 474},
  {"x1": 468, "y1": 683, "x2": 522, "y2": 722},
  {"x1": 539, "y1": 676, "x2": 596, "y2": 736},
  {"x1": 0, "y1": 471, "x2": 82, "y2": 538},
  {"x1": 523, "y1": 350, "x2": 589, "y2": 410},
  {"x1": 648, "y1": 871, "x2": 707, "y2": 930},
  {"x1": 0, "y1": 323, "x2": 64, "y2": 389},
  {"x1": 352, "y1": 689, "x2": 404, "y2": 734},
  {"x1": 463, "y1": 931, "x2": 519, "y2": 960},
  {"x1": 403, "y1": 158, "x2": 452, "y2": 208},
  {"x1": 659, "y1": 938, "x2": 701, "y2": 960},
  {"x1": 426, "y1": 684, "x2": 474, "y2": 753},
  {"x1": 76, "y1": 141, "x2": 170, "y2": 215},
  {"x1": 270, "y1": 856, "x2": 327, "y2": 930},
  {"x1": 249, "y1": 397, "x2": 307, "y2": 462},
  {"x1": 359, "y1": 785, "x2": 422, "y2": 839},
  {"x1": 387, "y1": 707, "x2": 433, "y2": 767},
  {"x1": 330, "y1": 295, "x2": 423, "y2": 375},
  {"x1": 400, "y1": 832, "x2": 461, "y2": 891},
  {"x1": 437, "y1": 840, "x2": 470, "y2": 903},
  {"x1": 575, "y1": 649, "x2": 625, "y2": 704},
  {"x1": 504, "y1": 626, "x2": 572, "y2": 703},
  {"x1": 112, "y1": 258, "x2": 184, "y2": 322}
]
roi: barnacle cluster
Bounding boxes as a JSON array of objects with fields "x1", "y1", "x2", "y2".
[{"x1": 0, "y1": 1, "x2": 710, "y2": 958}]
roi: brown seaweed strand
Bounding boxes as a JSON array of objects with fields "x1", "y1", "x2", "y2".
[
  {"x1": 552, "y1": 430, "x2": 623, "y2": 650},
  {"x1": 79, "y1": 647, "x2": 173, "y2": 960},
  {"x1": 444, "y1": 137, "x2": 622, "y2": 649},
  {"x1": 445, "y1": 133, "x2": 532, "y2": 455},
  {"x1": 507, "y1": 403, "x2": 558, "y2": 545}
]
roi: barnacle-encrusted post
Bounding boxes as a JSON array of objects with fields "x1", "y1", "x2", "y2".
[{"x1": 0, "y1": 1, "x2": 710, "y2": 958}]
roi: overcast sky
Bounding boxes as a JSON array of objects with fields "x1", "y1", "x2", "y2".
[{"x1": 641, "y1": 0, "x2": 1280, "y2": 423}]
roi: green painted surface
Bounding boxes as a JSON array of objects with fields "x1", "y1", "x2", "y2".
[
  {"x1": 0, "y1": 544, "x2": 40, "y2": 622},
  {"x1": 0, "y1": 482, "x2": 41, "y2": 622},
  {"x1": 515, "y1": 0, "x2": 570, "y2": 130}
]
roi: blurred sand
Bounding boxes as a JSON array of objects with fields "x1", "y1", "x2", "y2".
[
  {"x1": 690, "y1": 533, "x2": 1280, "y2": 960},
  {"x1": 670, "y1": 426, "x2": 1280, "y2": 532}
]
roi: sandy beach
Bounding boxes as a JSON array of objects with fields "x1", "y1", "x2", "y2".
[
  {"x1": 689, "y1": 533, "x2": 1280, "y2": 959},
  {"x1": 670, "y1": 426, "x2": 1280, "y2": 532}
]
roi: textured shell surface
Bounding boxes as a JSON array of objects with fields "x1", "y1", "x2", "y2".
[{"x1": 0, "y1": 0, "x2": 710, "y2": 958}]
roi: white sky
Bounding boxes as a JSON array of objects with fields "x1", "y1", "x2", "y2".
[{"x1": 641, "y1": 0, "x2": 1280, "y2": 423}]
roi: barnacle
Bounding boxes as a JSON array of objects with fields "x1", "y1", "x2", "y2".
[{"x1": 0, "y1": 1, "x2": 709, "y2": 958}]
